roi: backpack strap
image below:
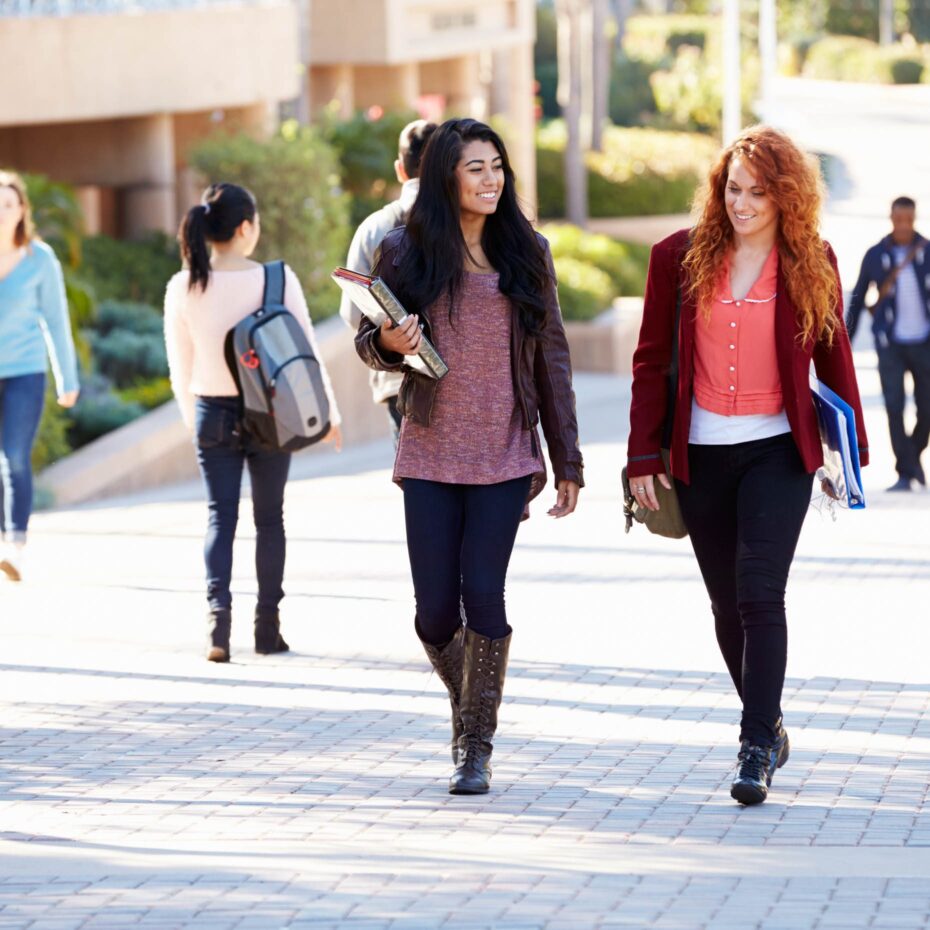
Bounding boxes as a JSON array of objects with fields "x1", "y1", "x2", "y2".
[{"x1": 262, "y1": 260, "x2": 286, "y2": 307}]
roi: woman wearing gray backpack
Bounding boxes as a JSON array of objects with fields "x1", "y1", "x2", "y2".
[{"x1": 164, "y1": 183, "x2": 341, "y2": 662}]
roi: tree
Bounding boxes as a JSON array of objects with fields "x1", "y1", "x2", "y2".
[{"x1": 557, "y1": 0, "x2": 589, "y2": 227}]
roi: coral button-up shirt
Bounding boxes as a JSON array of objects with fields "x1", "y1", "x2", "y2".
[{"x1": 693, "y1": 245, "x2": 784, "y2": 416}]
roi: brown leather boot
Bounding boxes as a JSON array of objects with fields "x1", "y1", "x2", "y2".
[
  {"x1": 417, "y1": 620, "x2": 465, "y2": 761},
  {"x1": 449, "y1": 628, "x2": 511, "y2": 795},
  {"x1": 207, "y1": 609, "x2": 231, "y2": 663}
]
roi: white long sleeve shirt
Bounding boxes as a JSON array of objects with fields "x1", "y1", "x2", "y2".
[{"x1": 164, "y1": 264, "x2": 341, "y2": 430}]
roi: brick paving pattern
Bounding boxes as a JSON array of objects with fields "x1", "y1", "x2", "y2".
[{"x1": 1, "y1": 362, "x2": 929, "y2": 929}]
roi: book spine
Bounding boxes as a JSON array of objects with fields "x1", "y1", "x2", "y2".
[{"x1": 370, "y1": 278, "x2": 449, "y2": 380}]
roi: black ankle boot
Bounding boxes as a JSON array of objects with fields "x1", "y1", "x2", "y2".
[
  {"x1": 774, "y1": 715, "x2": 790, "y2": 770},
  {"x1": 449, "y1": 628, "x2": 511, "y2": 796},
  {"x1": 207, "y1": 609, "x2": 231, "y2": 663},
  {"x1": 417, "y1": 621, "x2": 465, "y2": 762},
  {"x1": 254, "y1": 609, "x2": 289, "y2": 655},
  {"x1": 730, "y1": 739, "x2": 780, "y2": 805}
]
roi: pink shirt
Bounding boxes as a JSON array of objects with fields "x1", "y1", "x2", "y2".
[
  {"x1": 393, "y1": 271, "x2": 542, "y2": 486},
  {"x1": 693, "y1": 246, "x2": 784, "y2": 417},
  {"x1": 163, "y1": 264, "x2": 340, "y2": 430}
]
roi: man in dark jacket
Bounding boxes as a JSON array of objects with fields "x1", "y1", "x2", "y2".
[{"x1": 847, "y1": 196, "x2": 930, "y2": 491}]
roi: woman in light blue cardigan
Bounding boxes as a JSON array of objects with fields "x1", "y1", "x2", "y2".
[{"x1": 0, "y1": 171, "x2": 79, "y2": 582}]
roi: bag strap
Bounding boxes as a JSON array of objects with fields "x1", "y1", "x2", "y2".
[
  {"x1": 661, "y1": 283, "x2": 682, "y2": 450},
  {"x1": 873, "y1": 237, "x2": 923, "y2": 308},
  {"x1": 262, "y1": 260, "x2": 286, "y2": 307}
]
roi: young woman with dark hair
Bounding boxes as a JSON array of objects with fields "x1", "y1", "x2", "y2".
[
  {"x1": 0, "y1": 170, "x2": 79, "y2": 582},
  {"x1": 355, "y1": 118, "x2": 584, "y2": 795},
  {"x1": 164, "y1": 183, "x2": 341, "y2": 662},
  {"x1": 627, "y1": 126, "x2": 868, "y2": 805}
]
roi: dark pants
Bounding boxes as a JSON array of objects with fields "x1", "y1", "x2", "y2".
[
  {"x1": 386, "y1": 395, "x2": 402, "y2": 449},
  {"x1": 403, "y1": 475, "x2": 532, "y2": 645},
  {"x1": 876, "y1": 337, "x2": 930, "y2": 479},
  {"x1": 0, "y1": 372, "x2": 46, "y2": 543},
  {"x1": 675, "y1": 433, "x2": 813, "y2": 747},
  {"x1": 194, "y1": 397, "x2": 291, "y2": 614}
]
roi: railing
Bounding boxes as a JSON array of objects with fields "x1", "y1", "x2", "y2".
[{"x1": 0, "y1": 0, "x2": 274, "y2": 15}]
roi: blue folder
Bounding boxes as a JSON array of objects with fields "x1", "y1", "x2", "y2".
[{"x1": 810, "y1": 379, "x2": 866, "y2": 509}]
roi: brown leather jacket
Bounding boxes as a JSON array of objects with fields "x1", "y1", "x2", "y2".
[{"x1": 354, "y1": 227, "x2": 584, "y2": 492}]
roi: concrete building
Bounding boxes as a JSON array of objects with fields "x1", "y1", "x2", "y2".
[
  {"x1": 0, "y1": 0, "x2": 537, "y2": 236},
  {"x1": 0, "y1": 0, "x2": 300, "y2": 237},
  {"x1": 308, "y1": 0, "x2": 538, "y2": 207}
]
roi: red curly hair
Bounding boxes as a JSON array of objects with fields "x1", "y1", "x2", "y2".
[{"x1": 683, "y1": 125, "x2": 839, "y2": 347}]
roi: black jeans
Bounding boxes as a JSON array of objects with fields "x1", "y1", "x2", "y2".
[
  {"x1": 194, "y1": 397, "x2": 291, "y2": 614},
  {"x1": 675, "y1": 433, "x2": 813, "y2": 747},
  {"x1": 403, "y1": 475, "x2": 532, "y2": 645},
  {"x1": 876, "y1": 337, "x2": 930, "y2": 479}
]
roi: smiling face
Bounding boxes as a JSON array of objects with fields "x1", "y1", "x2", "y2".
[
  {"x1": 0, "y1": 186, "x2": 25, "y2": 246},
  {"x1": 455, "y1": 139, "x2": 504, "y2": 219},
  {"x1": 724, "y1": 156, "x2": 779, "y2": 242}
]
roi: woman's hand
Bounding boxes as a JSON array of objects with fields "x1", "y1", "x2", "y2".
[
  {"x1": 629, "y1": 473, "x2": 672, "y2": 512},
  {"x1": 378, "y1": 315, "x2": 422, "y2": 356},
  {"x1": 57, "y1": 390, "x2": 79, "y2": 408},
  {"x1": 323, "y1": 424, "x2": 343, "y2": 452},
  {"x1": 548, "y1": 480, "x2": 580, "y2": 518}
]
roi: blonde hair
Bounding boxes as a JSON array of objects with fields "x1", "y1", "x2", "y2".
[{"x1": 683, "y1": 125, "x2": 839, "y2": 347}]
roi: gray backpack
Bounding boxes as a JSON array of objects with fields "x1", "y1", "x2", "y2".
[{"x1": 224, "y1": 261, "x2": 330, "y2": 452}]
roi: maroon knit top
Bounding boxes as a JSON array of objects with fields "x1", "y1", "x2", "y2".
[{"x1": 393, "y1": 271, "x2": 543, "y2": 486}]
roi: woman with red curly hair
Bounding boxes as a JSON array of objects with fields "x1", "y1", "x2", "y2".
[{"x1": 627, "y1": 126, "x2": 868, "y2": 806}]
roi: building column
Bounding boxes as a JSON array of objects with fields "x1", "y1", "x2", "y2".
[
  {"x1": 311, "y1": 64, "x2": 355, "y2": 119},
  {"x1": 122, "y1": 113, "x2": 176, "y2": 238},
  {"x1": 505, "y1": 42, "x2": 538, "y2": 214},
  {"x1": 446, "y1": 54, "x2": 486, "y2": 119}
]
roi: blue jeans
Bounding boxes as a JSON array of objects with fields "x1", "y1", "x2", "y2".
[
  {"x1": 0, "y1": 372, "x2": 46, "y2": 543},
  {"x1": 402, "y1": 475, "x2": 532, "y2": 644},
  {"x1": 876, "y1": 336, "x2": 930, "y2": 479},
  {"x1": 194, "y1": 397, "x2": 291, "y2": 614}
]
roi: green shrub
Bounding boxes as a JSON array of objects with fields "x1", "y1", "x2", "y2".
[
  {"x1": 552, "y1": 256, "x2": 615, "y2": 322},
  {"x1": 117, "y1": 378, "x2": 173, "y2": 410},
  {"x1": 802, "y1": 35, "x2": 927, "y2": 84},
  {"x1": 321, "y1": 108, "x2": 417, "y2": 226},
  {"x1": 189, "y1": 122, "x2": 351, "y2": 321},
  {"x1": 94, "y1": 300, "x2": 164, "y2": 337},
  {"x1": 88, "y1": 329, "x2": 167, "y2": 388},
  {"x1": 650, "y1": 45, "x2": 723, "y2": 134},
  {"x1": 66, "y1": 375, "x2": 145, "y2": 448},
  {"x1": 80, "y1": 233, "x2": 180, "y2": 307},
  {"x1": 537, "y1": 123, "x2": 716, "y2": 219},
  {"x1": 609, "y1": 54, "x2": 660, "y2": 127},
  {"x1": 622, "y1": 14, "x2": 716, "y2": 63},
  {"x1": 539, "y1": 223, "x2": 650, "y2": 296}
]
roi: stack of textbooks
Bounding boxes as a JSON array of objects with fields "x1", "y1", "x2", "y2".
[{"x1": 331, "y1": 268, "x2": 449, "y2": 380}]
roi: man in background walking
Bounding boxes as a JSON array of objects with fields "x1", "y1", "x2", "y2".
[
  {"x1": 339, "y1": 119, "x2": 437, "y2": 445},
  {"x1": 848, "y1": 196, "x2": 930, "y2": 491}
]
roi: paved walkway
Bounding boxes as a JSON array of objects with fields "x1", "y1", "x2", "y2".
[{"x1": 2, "y1": 349, "x2": 929, "y2": 928}]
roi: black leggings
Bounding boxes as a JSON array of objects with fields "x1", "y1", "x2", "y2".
[
  {"x1": 675, "y1": 433, "x2": 813, "y2": 747},
  {"x1": 403, "y1": 475, "x2": 532, "y2": 645}
]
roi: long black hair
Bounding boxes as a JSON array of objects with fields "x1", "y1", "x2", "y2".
[
  {"x1": 395, "y1": 118, "x2": 551, "y2": 335},
  {"x1": 179, "y1": 183, "x2": 257, "y2": 292}
]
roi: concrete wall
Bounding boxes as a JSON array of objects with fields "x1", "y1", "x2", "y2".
[
  {"x1": 0, "y1": 4, "x2": 299, "y2": 126},
  {"x1": 38, "y1": 304, "x2": 644, "y2": 507}
]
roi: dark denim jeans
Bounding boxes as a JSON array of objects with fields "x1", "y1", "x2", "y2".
[
  {"x1": 675, "y1": 433, "x2": 813, "y2": 748},
  {"x1": 194, "y1": 396, "x2": 291, "y2": 614},
  {"x1": 876, "y1": 336, "x2": 930, "y2": 480},
  {"x1": 403, "y1": 475, "x2": 532, "y2": 645},
  {"x1": 0, "y1": 372, "x2": 46, "y2": 542}
]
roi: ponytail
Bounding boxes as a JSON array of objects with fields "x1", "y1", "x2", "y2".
[{"x1": 178, "y1": 183, "x2": 258, "y2": 292}]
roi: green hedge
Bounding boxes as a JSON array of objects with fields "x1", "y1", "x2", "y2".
[
  {"x1": 537, "y1": 123, "x2": 716, "y2": 219},
  {"x1": 552, "y1": 256, "x2": 615, "y2": 322},
  {"x1": 540, "y1": 223, "x2": 649, "y2": 298},
  {"x1": 80, "y1": 233, "x2": 180, "y2": 307},
  {"x1": 802, "y1": 35, "x2": 928, "y2": 83},
  {"x1": 622, "y1": 14, "x2": 717, "y2": 63}
]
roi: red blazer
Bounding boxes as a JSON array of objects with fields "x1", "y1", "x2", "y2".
[{"x1": 627, "y1": 229, "x2": 870, "y2": 484}]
